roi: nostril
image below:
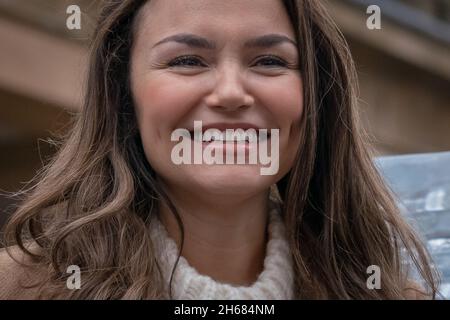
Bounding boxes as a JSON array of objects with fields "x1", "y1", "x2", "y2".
[{"x1": 204, "y1": 89, "x2": 255, "y2": 112}]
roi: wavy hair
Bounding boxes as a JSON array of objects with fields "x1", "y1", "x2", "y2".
[{"x1": 1, "y1": 0, "x2": 440, "y2": 299}]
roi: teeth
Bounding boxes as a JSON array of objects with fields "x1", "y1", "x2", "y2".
[
  {"x1": 203, "y1": 131, "x2": 250, "y2": 142},
  {"x1": 190, "y1": 130, "x2": 271, "y2": 142}
]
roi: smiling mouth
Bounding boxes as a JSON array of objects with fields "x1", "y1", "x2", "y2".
[{"x1": 188, "y1": 129, "x2": 272, "y2": 144}]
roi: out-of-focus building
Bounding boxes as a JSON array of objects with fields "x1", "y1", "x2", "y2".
[
  {"x1": 0, "y1": 0, "x2": 449, "y2": 227},
  {"x1": 328, "y1": 0, "x2": 450, "y2": 155}
]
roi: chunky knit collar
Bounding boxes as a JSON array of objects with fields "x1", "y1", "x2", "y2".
[{"x1": 149, "y1": 203, "x2": 295, "y2": 299}]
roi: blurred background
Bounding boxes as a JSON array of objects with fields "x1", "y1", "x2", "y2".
[{"x1": 0, "y1": 0, "x2": 449, "y2": 295}]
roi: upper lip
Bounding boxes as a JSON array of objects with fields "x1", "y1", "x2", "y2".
[{"x1": 187, "y1": 122, "x2": 267, "y2": 133}]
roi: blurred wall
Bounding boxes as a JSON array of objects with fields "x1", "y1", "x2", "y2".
[{"x1": 327, "y1": 0, "x2": 450, "y2": 154}]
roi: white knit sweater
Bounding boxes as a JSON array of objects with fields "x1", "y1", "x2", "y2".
[{"x1": 149, "y1": 204, "x2": 295, "y2": 299}]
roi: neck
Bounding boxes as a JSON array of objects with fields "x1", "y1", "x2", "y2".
[{"x1": 158, "y1": 186, "x2": 271, "y2": 286}]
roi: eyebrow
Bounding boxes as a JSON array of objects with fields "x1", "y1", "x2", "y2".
[{"x1": 152, "y1": 33, "x2": 297, "y2": 49}]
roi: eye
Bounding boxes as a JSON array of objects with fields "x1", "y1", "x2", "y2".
[
  {"x1": 253, "y1": 55, "x2": 288, "y2": 68},
  {"x1": 167, "y1": 55, "x2": 207, "y2": 68}
]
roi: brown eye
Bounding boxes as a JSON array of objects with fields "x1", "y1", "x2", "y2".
[
  {"x1": 168, "y1": 55, "x2": 207, "y2": 68},
  {"x1": 254, "y1": 55, "x2": 288, "y2": 68}
]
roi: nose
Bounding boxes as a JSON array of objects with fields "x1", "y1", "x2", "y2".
[{"x1": 204, "y1": 63, "x2": 254, "y2": 112}]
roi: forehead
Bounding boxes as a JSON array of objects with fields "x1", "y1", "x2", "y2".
[{"x1": 134, "y1": 0, "x2": 294, "y2": 44}]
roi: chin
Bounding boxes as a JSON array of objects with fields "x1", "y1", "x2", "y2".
[{"x1": 185, "y1": 164, "x2": 276, "y2": 197}]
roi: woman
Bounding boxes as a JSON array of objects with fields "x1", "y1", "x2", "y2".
[{"x1": 0, "y1": 0, "x2": 440, "y2": 299}]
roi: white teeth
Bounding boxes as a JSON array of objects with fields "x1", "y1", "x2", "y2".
[
  {"x1": 189, "y1": 129, "x2": 271, "y2": 142},
  {"x1": 202, "y1": 131, "x2": 250, "y2": 142}
]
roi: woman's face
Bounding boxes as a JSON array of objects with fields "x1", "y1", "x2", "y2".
[{"x1": 130, "y1": 0, "x2": 303, "y2": 198}]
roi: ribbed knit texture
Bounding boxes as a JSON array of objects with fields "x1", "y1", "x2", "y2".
[{"x1": 149, "y1": 205, "x2": 295, "y2": 299}]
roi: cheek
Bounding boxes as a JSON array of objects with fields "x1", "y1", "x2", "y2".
[
  {"x1": 132, "y1": 74, "x2": 208, "y2": 157},
  {"x1": 274, "y1": 77, "x2": 303, "y2": 125},
  {"x1": 133, "y1": 75, "x2": 196, "y2": 133},
  {"x1": 254, "y1": 75, "x2": 303, "y2": 135},
  {"x1": 252, "y1": 75, "x2": 303, "y2": 124},
  {"x1": 252, "y1": 75, "x2": 303, "y2": 172},
  {"x1": 131, "y1": 75, "x2": 193, "y2": 174},
  {"x1": 131, "y1": 73, "x2": 212, "y2": 176}
]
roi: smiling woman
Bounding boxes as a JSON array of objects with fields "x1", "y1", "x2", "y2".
[{"x1": 0, "y1": 0, "x2": 440, "y2": 299}]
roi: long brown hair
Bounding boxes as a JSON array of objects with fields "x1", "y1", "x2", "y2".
[{"x1": 2, "y1": 0, "x2": 440, "y2": 299}]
